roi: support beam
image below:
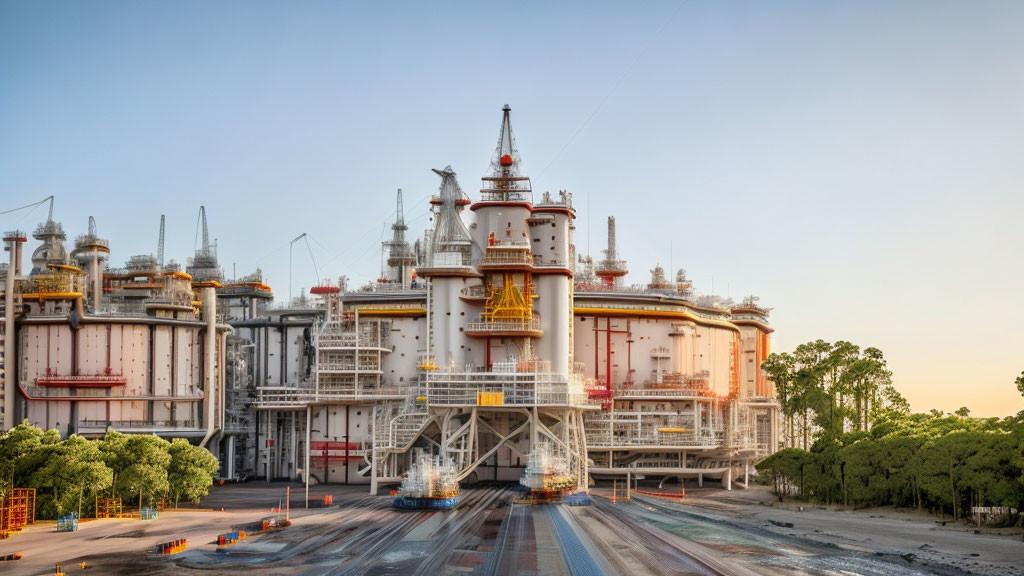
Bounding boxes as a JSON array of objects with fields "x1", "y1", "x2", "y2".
[{"x1": 455, "y1": 418, "x2": 531, "y2": 482}]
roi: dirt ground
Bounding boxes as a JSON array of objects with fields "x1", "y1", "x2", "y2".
[
  {"x1": 0, "y1": 482, "x2": 342, "y2": 576},
  {"x1": 678, "y1": 483, "x2": 1024, "y2": 576},
  {"x1": 0, "y1": 481, "x2": 1021, "y2": 576}
]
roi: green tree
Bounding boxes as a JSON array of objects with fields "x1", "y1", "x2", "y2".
[
  {"x1": 844, "y1": 347, "x2": 891, "y2": 431},
  {"x1": 756, "y1": 376, "x2": 1024, "y2": 529},
  {"x1": 915, "y1": 430, "x2": 978, "y2": 520},
  {"x1": 0, "y1": 420, "x2": 60, "y2": 497},
  {"x1": 167, "y1": 439, "x2": 219, "y2": 507},
  {"x1": 30, "y1": 435, "x2": 112, "y2": 518},
  {"x1": 823, "y1": 341, "x2": 860, "y2": 436},
  {"x1": 106, "y1": 434, "x2": 171, "y2": 508},
  {"x1": 762, "y1": 352, "x2": 795, "y2": 447},
  {"x1": 755, "y1": 447, "x2": 815, "y2": 499}
]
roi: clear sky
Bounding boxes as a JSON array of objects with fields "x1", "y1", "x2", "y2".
[{"x1": 2, "y1": 1, "x2": 1022, "y2": 417}]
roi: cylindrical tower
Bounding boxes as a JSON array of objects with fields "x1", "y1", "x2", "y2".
[
  {"x1": 417, "y1": 166, "x2": 478, "y2": 371},
  {"x1": 531, "y1": 192, "x2": 575, "y2": 377},
  {"x1": 3, "y1": 230, "x2": 27, "y2": 431},
  {"x1": 72, "y1": 217, "x2": 110, "y2": 312},
  {"x1": 467, "y1": 105, "x2": 548, "y2": 369}
]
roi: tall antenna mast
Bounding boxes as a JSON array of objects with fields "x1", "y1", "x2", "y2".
[
  {"x1": 395, "y1": 188, "x2": 406, "y2": 235},
  {"x1": 157, "y1": 214, "x2": 166, "y2": 270},
  {"x1": 199, "y1": 206, "x2": 210, "y2": 255}
]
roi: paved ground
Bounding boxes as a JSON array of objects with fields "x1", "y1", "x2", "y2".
[{"x1": 0, "y1": 481, "x2": 1021, "y2": 576}]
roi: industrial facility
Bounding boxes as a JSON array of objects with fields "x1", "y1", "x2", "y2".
[{"x1": 0, "y1": 106, "x2": 780, "y2": 492}]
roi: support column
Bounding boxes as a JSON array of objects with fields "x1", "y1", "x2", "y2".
[
  {"x1": 266, "y1": 411, "x2": 273, "y2": 482},
  {"x1": 370, "y1": 408, "x2": 378, "y2": 495},
  {"x1": 3, "y1": 234, "x2": 23, "y2": 432},
  {"x1": 305, "y1": 406, "x2": 311, "y2": 508},
  {"x1": 200, "y1": 285, "x2": 217, "y2": 447},
  {"x1": 289, "y1": 411, "x2": 298, "y2": 479},
  {"x1": 226, "y1": 436, "x2": 235, "y2": 479},
  {"x1": 725, "y1": 467, "x2": 732, "y2": 491},
  {"x1": 531, "y1": 406, "x2": 538, "y2": 448},
  {"x1": 698, "y1": 473, "x2": 703, "y2": 487}
]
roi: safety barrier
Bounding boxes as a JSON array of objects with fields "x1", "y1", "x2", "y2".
[
  {"x1": 632, "y1": 489, "x2": 686, "y2": 501},
  {"x1": 303, "y1": 494, "x2": 336, "y2": 508},
  {"x1": 260, "y1": 516, "x2": 290, "y2": 531},
  {"x1": 0, "y1": 553, "x2": 23, "y2": 561},
  {"x1": 140, "y1": 507, "x2": 159, "y2": 520},
  {"x1": 217, "y1": 530, "x2": 247, "y2": 546},
  {"x1": 157, "y1": 538, "x2": 187, "y2": 554}
]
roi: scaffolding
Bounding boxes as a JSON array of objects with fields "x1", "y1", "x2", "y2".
[
  {"x1": 0, "y1": 488, "x2": 36, "y2": 538},
  {"x1": 421, "y1": 365, "x2": 589, "y2": 407},
  {"x1": 312, "y1": 308, "x2": 392, "y2": 398},
  {"x1": 15, "y1": 265, "x2": 86, "y2": 297},
  {"x1": 95, "y1": 497, "x2": 123, "y2": 519},
  {"x1": 223, "y1": 335, "x2": 257, "y2": 478}
]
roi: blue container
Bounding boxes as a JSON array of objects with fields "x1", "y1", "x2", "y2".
[
  {"x1": 57, "y1": 513, "x2": 79, "y2": 532},
  {"x1": 140, "y1": 507, "x2": 159, "y2": 520}
]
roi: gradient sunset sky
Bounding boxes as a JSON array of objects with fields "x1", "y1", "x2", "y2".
[{"x1": 2, "y1": 1, "x2": 1022, "y2": 417}]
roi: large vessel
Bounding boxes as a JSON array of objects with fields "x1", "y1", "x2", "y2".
[{"x1": 392, "y1": 451, "x2": 460, "y2": 510}]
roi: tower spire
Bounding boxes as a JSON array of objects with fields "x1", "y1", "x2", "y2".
[
  {"x1": 429, "y1": 166, "x2": 473, "y2": 266},
  {"x1": 482, "y1": 105, "x2": 532, "y2": 203},
  {"x1": 393, "y1": 189, "x2": 407, "y2": 239},
  {"x1": 157, "y1": 214, "x2": 165, "y2": 271},
  {"x1": 490, "y1": 104, "x2": 521, "y2": 177},
  {"x1": 384, "y1": 188, "x2": 416, "y2": 286},
  {"x1": 595, "y1": 216, "x2": 628, "y2": 287}
]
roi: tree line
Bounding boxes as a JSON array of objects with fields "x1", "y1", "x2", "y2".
[
  {"x1": 0, "y1": 421, "x2": 219, "y2": 520},
  {"x1": 756, "y1": 341, "x2": 1024, "y2": 524},
  {"x1": 761, "y1": 339, "x2": 907, "y2": 448}
]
